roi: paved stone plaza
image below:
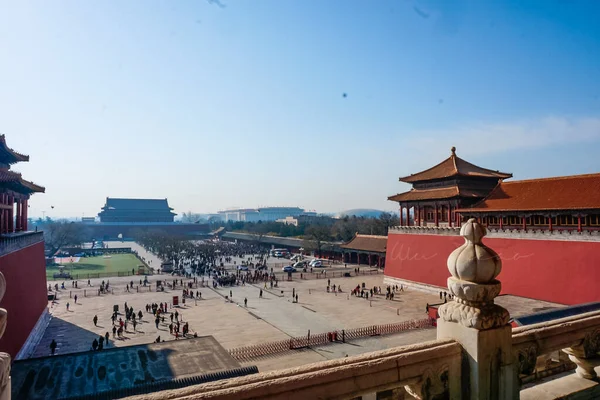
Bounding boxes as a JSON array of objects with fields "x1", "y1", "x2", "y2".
[{"x1": 34, "y1": 242, "x2": 563, "y2": 372}]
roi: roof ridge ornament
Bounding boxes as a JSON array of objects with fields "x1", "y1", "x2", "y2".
[
  {"x1": 451, "y1": 146, "x2": 456, "y2": 156},
  {"x1": 437, "y1": 218, "x2": 510, "y2": 330}
]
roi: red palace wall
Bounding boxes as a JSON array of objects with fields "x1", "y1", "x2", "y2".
[
  {"x1": 384, "y1": 233, "x2": 600, "y2": 306},
  {"x1": 0, "y1": 242, "x2": 47, "y2": 358}
]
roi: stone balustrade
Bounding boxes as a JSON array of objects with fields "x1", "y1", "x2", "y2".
[
  {"x1": 389, "y1": 226, "x2": 461, "y2": 236},
  {"x1": 389, "y1": 225, "x2": 600, "y2": 241},
  {"x1": 126, "y1": 339, "x2": 462, "y2": 400},
  {"x1": 0, "y1": 231, "x2": 43, "y2": 258},
  {"x1": 513, "y1": 310, "x2": 600, "y2": 381}
]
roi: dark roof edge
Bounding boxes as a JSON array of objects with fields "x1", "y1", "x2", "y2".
[{"x1": 58, "y1": 365, "x2": 259, "y2": 400}]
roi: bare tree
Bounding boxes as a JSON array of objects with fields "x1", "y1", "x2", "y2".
[
  {"x1": 304, "y1": 225, "x2": 332, "y2": 257},
  {"x1": 43, "y1": 220, "x2": 90, "y2": 254},
  {"x1": 181, "y1": 211, "x2": 201, "y2": 223}
]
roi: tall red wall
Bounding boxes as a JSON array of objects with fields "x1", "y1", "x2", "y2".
[
  {"x1": 0, "y1": 242, "x2": 47, "y2": 358},
  {"x1": 384, "y1": 233, "x2": 600, "y2": 305}
]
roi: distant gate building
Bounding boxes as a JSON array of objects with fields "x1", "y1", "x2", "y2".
[{"x1": 98, "y1": 198, "x2": 177, "y2": 223}]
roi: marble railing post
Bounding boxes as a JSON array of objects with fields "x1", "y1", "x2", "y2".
[
  {"x1": 437, "y1": 218, "x2": 518, "y2": 400},
  {"x1": 562, "y1": 330, "x2": 600, "y2": 380}
]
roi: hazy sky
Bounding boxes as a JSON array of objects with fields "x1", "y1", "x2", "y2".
[{"x1": 2, "y1": 0, "x2": 599, "y2": 219}]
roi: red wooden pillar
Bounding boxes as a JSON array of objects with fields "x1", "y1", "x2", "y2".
[
  {"x1": 548, "y1": 215, "x2": 552, "y2": 232},
  {"x1": 7, "y1": 194, "x2": 14, "y2": 233},
  {"x1": 434, "y1": 204, "x2": 439, "y2": 227},
  {"x1": 368, "y1": 254, "x2": 372, "y2": 266},
  {"x1": 357, "y1": 253, "x2": 360, "y2": 265},
  {"x1": 522, "y1": 216, "x2": 526, "y2": 231},
  {"x1": 577, "y1": 215, "x2": 582, "y2": 232},
  {"x1": 16, "y1": 199, "x2": 22, "y2": 232},
  {"x1": 2, "y1": 194, "x2": 6, "y2": 234},
  {"x1": 14, "y1": 200, "x2": 19, "y2": 232},
  {"x1": 22, "y1": 199, "x2": 28, "y2": 231},
  {"x1": 448, "y1": 204, "x2": 452, "y2": 227},
  {"x1": 399, "y1": 205, "x2": 403, "y2": 226},
  {"x1": 416, "y1": 205, "x2": 420, "y2": 226},
  {"x1": 499, "y1": 215, "x2": 503, "y2": 229}
]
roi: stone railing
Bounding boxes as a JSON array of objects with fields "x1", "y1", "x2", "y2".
[
  {"x1": 389, "y1": 225, "x2": 600, "y2": 241},
  {"x1": 125, "y1": 339, "x2": 462, "y2": 400},
  {"x1": 0, "y1": 231, "x2": 44, "y2": 258},
  {"x1": 486, "y1": 227, "x2": 600, "y2": 242},
  {"x1": 513, "y1": 310, "x2": 600, "y2": 384},
  {"x1": 389, "y1": 226, "x2": 461, "y2": 236}
]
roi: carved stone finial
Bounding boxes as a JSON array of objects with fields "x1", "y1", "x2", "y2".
[
  {"x1": 438, "y1": 218, "x2": 509, "y2": 330},
  {"x1": 451, "y1": 146, "x2": 456, "y2": 156}
]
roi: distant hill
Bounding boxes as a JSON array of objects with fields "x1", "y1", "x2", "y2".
[{"x1": 336, "y1": 209, "x2": 392, "y2": 218}]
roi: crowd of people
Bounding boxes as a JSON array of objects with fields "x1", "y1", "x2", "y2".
[{"x1": 47, "y1": 234, "x2": 433, "y2": 358}]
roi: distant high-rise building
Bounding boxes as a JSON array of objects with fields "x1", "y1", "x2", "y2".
[{"x1": 218, "y1": 207, "x2": 305, "y2": 222}]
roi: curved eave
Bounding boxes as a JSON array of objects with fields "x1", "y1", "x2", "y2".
[
  {"x1": 0, "y1": 135, "x2": 30, "y2": 164},
  {"x1": 398, "y1": 155, "x2": 512, "y2": 183},
  {"x1": 21, "y1": 180, "x2": 45, "y2": 193},
  {"x1": 400, "y1": 170, "x2": 513, "y2": 184}
]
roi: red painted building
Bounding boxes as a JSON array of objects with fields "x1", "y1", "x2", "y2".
[
  {"x1": 0, "y1": 135, "x2": 47, "y2": 358},
  {"x1": 385, "y1": 148, "x2": 600, "y2": 305}
]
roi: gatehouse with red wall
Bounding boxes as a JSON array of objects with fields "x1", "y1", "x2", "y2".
[
  {"x1": 0, "y1": 135, "x2": 47, "y2": 358},
  {"x1": 385, "y1": 147, "x2": 600, "y2": 305}
]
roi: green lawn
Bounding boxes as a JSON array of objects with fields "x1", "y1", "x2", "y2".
[{"x1": 47, "y1": 254, "x2": 147, "y2": 280}]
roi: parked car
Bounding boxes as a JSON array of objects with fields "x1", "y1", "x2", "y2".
[
  {"x1": 293, "y1": 261, "x2": 307, "y2": 268},
  {"x1": 310, "y1": 260, "x2": 324, "y2": 268},
  {"x1": 282, "y1": 266, "x2": 297, "y2": 273},
  {"x1": 237, "y1": 265, "x2": 249, "y2": 271}
]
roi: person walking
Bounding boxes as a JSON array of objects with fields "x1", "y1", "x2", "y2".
[
  {"x1": 66, "y1": 302, "x2": 70, "y2": 311},
  {"x1": 244, "y1": 297, "x2": 247, "y2": 307},
  {"x1": 112, "y1": 325, "x2": 117, "y2": 338},
  {"x1": 259, "y1": 289, "x2": 263, "y2": 298},
  {"x1": 92, "y1": 338, "x2": 98, "y2": 351},
  {"x1": 74, "y1": 294, "x2": 78, "y2": 304},
  {"x1": 93, "y1": 315, "x2": 98, "y2": 326},
  {"x1": 50, "y1": 339, "x2": 57, "y2": 355},
  {"x1": 105, "y1": 332, "x2": 110, "y2": 346}
]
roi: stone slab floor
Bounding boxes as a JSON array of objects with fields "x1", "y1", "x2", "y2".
[{"x1": 36, "y1": 243, "x2": 562, "y2": 372}]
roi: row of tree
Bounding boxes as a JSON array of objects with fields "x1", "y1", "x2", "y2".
[{"x1": 212, "y1": 212, "x2": 399, "y2": 243}]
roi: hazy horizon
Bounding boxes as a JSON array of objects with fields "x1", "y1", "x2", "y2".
[{"x1": 3, "y1": 1, "x2": 599, "y2": 219}]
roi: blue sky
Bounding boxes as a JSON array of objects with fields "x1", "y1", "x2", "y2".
[{"x1": 1, "y1": 0, "x2": 599, "y2": 218}]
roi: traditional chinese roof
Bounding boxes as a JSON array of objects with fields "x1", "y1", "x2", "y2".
[
  {"x1": 11, "y1": 336, "x2": 253, "y2": 400},
  {"x1": 0, "y1": 169, "x2": 45, "y2": 194},
  {"x1": 388, "y1": 185, "x2": 490, "y2": 203},
  {"x1": 399, "y1": 147, "x2": 512, "y2": 183},
  {"x1": 102, "y1": 198, "x2": 175, "y2": 212},
  {"x1": 0, "y1": 134, "x2": 29, "y2": 164},
  {"x1": 457, "y1": 173, "x2": 600, "y2": 213},
  {"x1": 340, "y1": 234, "x2": 387, "y2": 253}
]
